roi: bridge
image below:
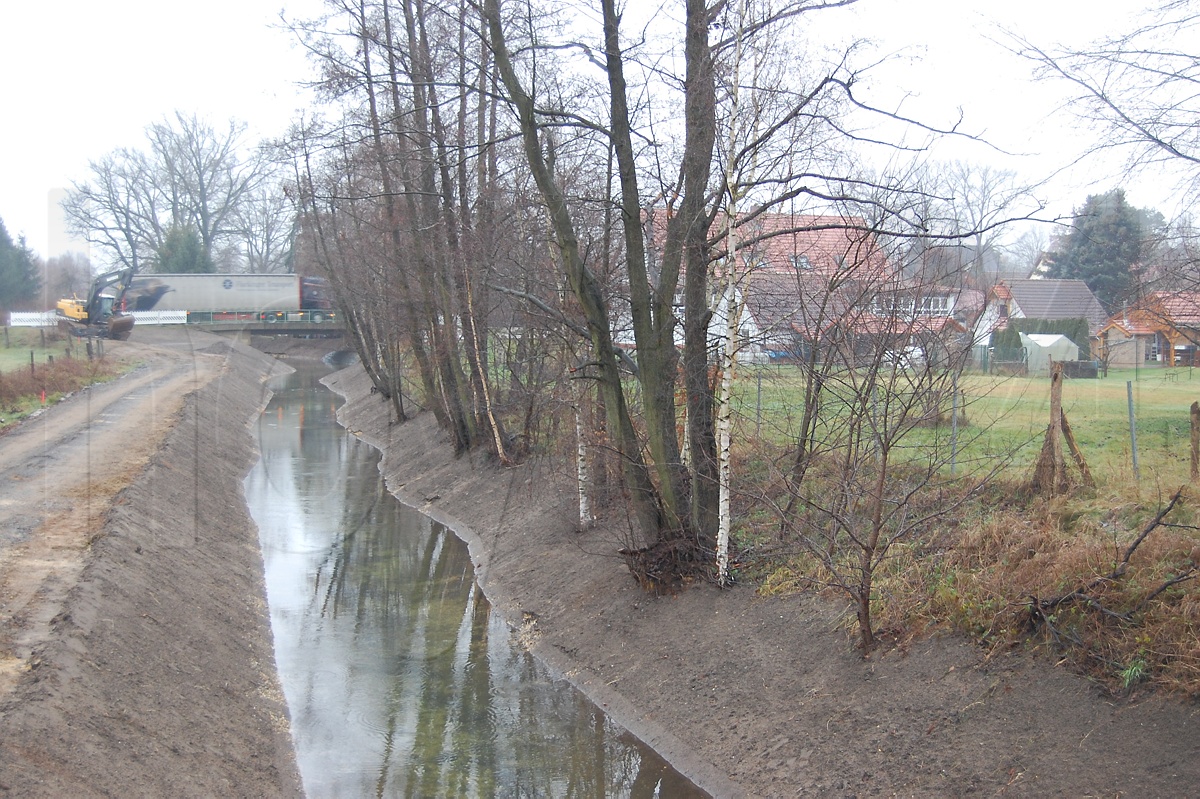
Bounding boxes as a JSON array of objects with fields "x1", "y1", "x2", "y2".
[
  {"x1": 181, "y1": 310, "x2": 344, "y2": 336},
  {"x1": 8, "y1": 310, "x2": 345, "y2": 337}
]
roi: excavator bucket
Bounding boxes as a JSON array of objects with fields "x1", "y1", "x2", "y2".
[{"x1": 107, "y1": 314, "x2": 135, "y2": 341}]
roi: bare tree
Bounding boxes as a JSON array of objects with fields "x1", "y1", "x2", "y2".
[
  {"x1": 42, "y1": 251, "x2": 92, "y2": 306},
  {"x1": 236, "y1": 174, "x2": 296, "y2": 273},
  {"x1": 765, "y1": 220, "x2": 1011, "y2": 649},
  {"x1": 480, "y1": 0, "x2": 1044, "y2": 590},
  {"x1": 63, "y1": 113, "x2": 271, "y2": 273},
  {"x1": 1006, "y1": 224, "x2": 1050, "y2": 278},
  {"x1": 63, "y1": 148, "x2": 159, "y2": 273},
  {"x1": 285, "y1": 0, "x2": 571, "y2": 462},
  {"x1": 1012, "y1": 1, "x2": 1200, "y2": 199}
]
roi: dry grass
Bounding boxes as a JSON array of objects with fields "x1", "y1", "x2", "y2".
[
  {"x1": 0, "y1": 354, "x2": 122, "y2": 426},
  {"x1": 738, "y1": 440, "x2": 1200, "y2": 696}
]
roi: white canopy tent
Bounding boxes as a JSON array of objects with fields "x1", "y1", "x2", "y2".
[{"x1": 1020, "y1": 332, "x2": 1080, "y2": 375}]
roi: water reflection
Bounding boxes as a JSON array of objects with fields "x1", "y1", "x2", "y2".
[{"x1": 245, "y1": 366, "x2": 706, "y2": 798}]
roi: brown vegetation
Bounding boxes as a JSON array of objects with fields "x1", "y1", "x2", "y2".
[
  {"x1": 0, "y1": 354, "x2": 121, "y2": 420},
  {"x1": 749, "y1": 456, "x2": 1200, "y2": 696}
]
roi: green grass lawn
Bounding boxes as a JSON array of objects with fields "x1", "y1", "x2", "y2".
[
  {"x1": 728, "y1": 362, "x2": 1200, "y2": 488},
  {"x1": 959, "y1": 366, "x2": 1199, "y2": 486},
  {"x1": 0, "y1": 327, "x2": 73, "y2": 373}
]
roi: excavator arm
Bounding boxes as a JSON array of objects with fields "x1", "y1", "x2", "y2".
[{"x1": 56, "y1": 267, "x2": 137, "y2": 340}]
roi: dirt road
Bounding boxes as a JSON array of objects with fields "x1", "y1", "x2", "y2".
[
  {"x1": 0, "y1": 339, "x2": 220, "y2": 696},
  {"x1": 0, "y1": 328, "x2": 302, "y2": 797}
]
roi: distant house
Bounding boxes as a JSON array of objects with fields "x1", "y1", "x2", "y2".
[
  {"x1": 636, "y1": 210, "x2": 976, "y2": 365},
  {"x1": 709, "y1": 263, "x2": 863, "y2": 364},
  {"x1": 1099, "y1": 291, "x2": 1200, "y2": 367},
  {"x1": 676, "y1": 212, "x2": 893, "y2": 362},
  {"x1": 976, "y1": 279, "x2": 1108, "y2": 348},
  {"x1": 721, "y1": 213, "x2": 891, "y2": 281}
]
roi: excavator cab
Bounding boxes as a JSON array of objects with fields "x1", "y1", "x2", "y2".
[{"x1": 56, "y1": 267, "x2": 136, "y2": 340}]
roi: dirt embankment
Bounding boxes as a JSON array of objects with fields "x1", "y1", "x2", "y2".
[
  {"x1": 1, "y1": 331, "x2": 1196, "y2": 798},
  {"x1": 327, "y1": 365, "x2": 1200, "y2": 798},
  {"x1": 0, "y1": 330, "x2": 302, "y2": 798}
]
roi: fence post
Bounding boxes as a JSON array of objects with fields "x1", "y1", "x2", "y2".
[
  {"x1": 1191, "y1": 401, "x2": 1199, "y2": 483},
  {"x1": 755, "y1": 370, "x2": 762, "y2": 437},
  {"x1": 29, "y1": 350, "x2": 34, "y2": 377},
  {"x1": 1128, "y1": 381, "x2": 1140, "y2": 481},
  {"x1": 950, "y1": 375, "x2": 959, "y2": 476}
]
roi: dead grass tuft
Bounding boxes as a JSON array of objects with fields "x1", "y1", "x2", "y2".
[
  {"x1": 0, "y1": 356, "x2": 122, "y2": 425},
  {"x1": 745, "y1": 455, "x2": 1200, "y2": 696}
]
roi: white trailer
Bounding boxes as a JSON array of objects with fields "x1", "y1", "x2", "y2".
[{"x1": 126, "y1": 273, "x2": 302, "y2": 314}]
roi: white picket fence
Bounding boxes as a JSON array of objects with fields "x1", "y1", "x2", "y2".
[
  {"x1": 132, "y1": 310, "x2": 188, "y2": 325},
  {"x1": 6, "y1": 310, "x2": 188, "y2": 327},
  {"x1": 7, "y1": 311, "x2": 55, "y2": 327}
]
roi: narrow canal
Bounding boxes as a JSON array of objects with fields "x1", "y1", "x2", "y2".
[{"x1": 245, "y1": 365, "x2": 706, "y2": 797}]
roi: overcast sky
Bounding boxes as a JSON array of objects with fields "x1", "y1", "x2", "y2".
[
  {"x1": 0, "y1": 0, "x2": 320, "y2": 257},
  {"x1": 0, "y1": 0, "x2": 1174, "y2": 260}
]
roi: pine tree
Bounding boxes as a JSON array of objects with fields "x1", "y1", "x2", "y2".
[
  {"x1": 0, "y1": 217, "x2": 42, "y2": 312},
  {"x1": 155, "y1": 226, "x2": 214, "y2": 273},
  {"x1": 1050, "y1": 189, "x2": 1145, "y2": 312}
]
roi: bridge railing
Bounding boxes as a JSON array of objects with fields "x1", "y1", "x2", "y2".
[
  {"x1": 7, "y1": 310, "x2": 338, "y2": 327},
  {"x1": 134, "y1": 310, "x2": 189, "y2": 325},
  {"x1": 186, "y1": 310, "x2": 338, "y2": 324}
]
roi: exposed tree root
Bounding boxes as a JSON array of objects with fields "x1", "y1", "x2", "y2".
[{"x1": 619, "y1": 536, "x2": 711, "y2": 594}]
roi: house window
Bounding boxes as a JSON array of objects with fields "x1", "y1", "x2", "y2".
[
  {"x1": 790, "y1": 254, "x2": 813, "y2": 271},
  {"x1": 919, "y1": 296, "x2": 950, "y2": 316},
  {"x1": 874, "y1": 296, "x2": 915, "y2": 318}
]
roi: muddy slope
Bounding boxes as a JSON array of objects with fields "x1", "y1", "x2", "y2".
[
  {"x1": 327, "y1": 365, "x2": 1200, "y2": 799},
  {"x1": 0, "y1": 334, "x2": 302, "y2": 798}
]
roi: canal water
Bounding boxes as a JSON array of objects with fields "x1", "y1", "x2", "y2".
[{"x1": 245, "y1": 366, "x2": 706, "y2": 797}]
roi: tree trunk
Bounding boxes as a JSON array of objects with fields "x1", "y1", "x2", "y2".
[
  {"x1": 600, "y1": 0, "x2": 689, "y2": 534},
  {"x1": 483, "y1": 0, "x2": 663, "y2": 544},
  {"x1": 1030, "y1": 362, "x2": 1068, "y2": 495},
  {"x1": 679, "y1": 0, "x2": 721, "y2": 549}
]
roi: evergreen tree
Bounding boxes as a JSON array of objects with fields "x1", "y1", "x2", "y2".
[
  {"x1": 154, "y1": 226, "x2": 213, "y2": 273},
  {"x1": 1050, "y1": 189, "x2": 1145, "y2": 312},
  {"x1": 0, "y1": 217, "x2": 42, "y2": 312}
]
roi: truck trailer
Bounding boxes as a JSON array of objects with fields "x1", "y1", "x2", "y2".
[{"x1": 125, "y1": 273, "x2": 335, "y2": 323}]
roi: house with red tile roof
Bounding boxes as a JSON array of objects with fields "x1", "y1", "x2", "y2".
[
  {"x1": 694, "y1": 212, "x2": 975, "y2": 365},
  {"x1": 1099, "y1": 291, "x2": 1200, "y2": 367},
  {"x1": 723, "y1": 213, "x2": 891, "y2": 282}
]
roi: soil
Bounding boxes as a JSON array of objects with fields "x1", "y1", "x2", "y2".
[
  {"x1": 0, "y1": 327, "x2": 1195, "y2": 797},
  {"x1": 0, "y1": 328, "x2": 303, "y2": 797}
]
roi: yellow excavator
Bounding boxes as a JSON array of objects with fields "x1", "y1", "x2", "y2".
[{"x1": 55, "y1": 267, "x2": 136, "y2": 340}]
